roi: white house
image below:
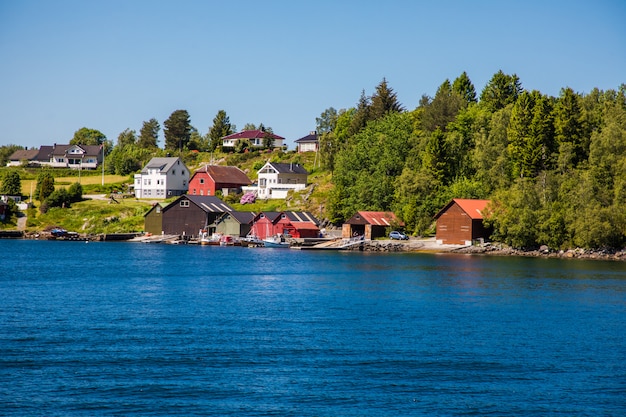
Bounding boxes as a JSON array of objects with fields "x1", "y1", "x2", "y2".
[
  {"x1": 242, "y1": 162, "x2": 308, "y2": 199},
  {"x1": 295, "y1": 131, "x2": 319, "y2": 153},
  {"x1": 7, "y1": 144, "x2": 102, "y2": 169},
  {"x1": 134, "y1": 157, "x2": 190, "y2": 199},
  {"x1": 221, "y1": 129, "x2": 285, "y2": 149}
]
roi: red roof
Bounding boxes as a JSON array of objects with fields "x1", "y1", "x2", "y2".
[
  {"x1": 291, "y1": 222, "x2": 319, "y2": 231},
  {"x1": 357, "y1": 211, "x2": 402, "y2": 226},
  {"x1": 193, "y1": 165, "x2": 251, "y2": 185},
  {"x1": 435, "y1": 199, "x2": 491, "y2": 220},
  {"x1": 222, "y1": 129, "x2": 284, "y2": 140}
]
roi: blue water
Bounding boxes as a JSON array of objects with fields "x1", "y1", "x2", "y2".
[{"x1": 1, "y1": 240, "x2": 625, "y2": 416}]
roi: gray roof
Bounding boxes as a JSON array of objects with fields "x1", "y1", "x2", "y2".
[
  {"x1": 184, "y1": 195, "x2": 234, "y2": 213},
  {"x1": 269, "y1": 162, "x2": 308, "y2": 175},
  {"x1": 142, "y1": 157, "x2": 185, "y2": 174}
]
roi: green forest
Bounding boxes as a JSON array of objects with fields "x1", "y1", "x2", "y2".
[
  {"x1": 322, "y1": 72, "x2": 626, "y2": 250},
  {"x1": 1, "y1": 70, "x2": 625, "y2": 250}
]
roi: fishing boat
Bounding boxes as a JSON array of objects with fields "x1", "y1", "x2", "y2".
[{"x1": 262, "y1": 234, "x2": 290, "y2": 248}]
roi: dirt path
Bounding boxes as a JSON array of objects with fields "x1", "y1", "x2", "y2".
[{"x1": 17, "y1": 213, "x2": 27, "y2": 231}]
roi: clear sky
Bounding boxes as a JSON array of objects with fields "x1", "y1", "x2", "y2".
[{"x1": 1, "y1": 0, "x2": 625, "y2": 150}]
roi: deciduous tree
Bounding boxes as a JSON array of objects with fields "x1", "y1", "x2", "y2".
[{"x1": 70, "y1": 127, "x2": 106, "y2": 146}]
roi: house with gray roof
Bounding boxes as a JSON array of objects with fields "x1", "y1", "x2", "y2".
[
  {"x1": 242, "y1": 161, "x2": 309, "y2": 199},
  {"x1": 134, "y1": 157, "x2": 190, "y2": 199}
]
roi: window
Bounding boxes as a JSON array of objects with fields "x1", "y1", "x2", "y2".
[
  {"x1": 172, "y1": 169, "x2": 176, "y2": 175},
  {"x1": 199, "y1": 178, "x2": 204, "y2": 184},
  {"x1": 156, "y1": 206, "x2": 161, "y2": 213},
  {"x1": 180, "y1": 200, "x2": 189, "y2": 207}
]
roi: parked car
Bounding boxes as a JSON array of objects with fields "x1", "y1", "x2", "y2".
[{"x1": 389, "y1": 231, "x2": 408, "y2": 240}]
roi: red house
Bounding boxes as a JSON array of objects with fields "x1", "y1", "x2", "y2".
[
  {"x1": 249, "y1": 211, "x2": 320, "y2": 240},
  {"x1": 434, "y1": 199, "x2": 491, "y2": 245},
  {"x1": 188, "y1": 165, "x2": 252, "y2": 197}
]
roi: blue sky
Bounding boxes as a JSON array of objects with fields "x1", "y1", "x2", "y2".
[{"x1": 1, "y1": 0, "x2": 625, "y2": 150}]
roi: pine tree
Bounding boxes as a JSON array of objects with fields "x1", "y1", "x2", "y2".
[
  {"x1": 138, "y1": 118, "x2": 160, "y2": 149},
  {"x1": 369, "y1": 78, "x2": 404, "y2": 120},
  {"x1": 208, "y1": 110, "x2": 234, "y2": 151},
  {"x1": 164, "y1": 110, "x2": 191, "y2": 151},
  {"x1": 452, "y1": 71, "x2": 477, "y2": 104},
  {"x1": 480, "y1": 70, "x2": 523, "y2": 112}
]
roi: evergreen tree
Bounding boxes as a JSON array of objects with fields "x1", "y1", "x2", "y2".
[
  {"x1": 164, "y1": 110, "x2": 192, "y2": 152},
  {"x1": 420, "y1": 80, "x2": 464, "y2": 133},
  {"x1": 479, "y1": 70, "x2": 523, "y2": 112},
  {"x1": 369, "y1": 78, "x2": 404, "y2": 120},
  {"x1": 208, "y1": 110, "x2": 234, "y2": 152},
  {"x1": 138, "y1": 118, "x2": 160, "y2": 149},
  {"x1": 452, "y1": 71, "x2": 477, "y2": 104},
  {"x1": 0, "y1": 171, "x2": 22, "y2": 196},
  {"x1": 348, "y1": 90, "x2": 371, "y2": 136},
  {"x1": 553, "y1": 87, "x2": 586, "y2": 167}
]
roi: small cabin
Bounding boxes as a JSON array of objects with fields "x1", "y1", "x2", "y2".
[
  {"x1": 342, "y1": 211, "x2": 402, "y2": 240},
  {"x1": 434, "y1": 199, "x2": 491, "y2": 245}
]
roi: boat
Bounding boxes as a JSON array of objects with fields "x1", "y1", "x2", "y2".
[{"x1": 262, "y1": 234, "x2": 290, "y2": 248}]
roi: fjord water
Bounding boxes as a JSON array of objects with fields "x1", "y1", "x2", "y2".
[{"x1": 1, "y1": 240, "x2": 625, "y2": 416}]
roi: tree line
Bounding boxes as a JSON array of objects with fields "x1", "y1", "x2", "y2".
[
  {"x1": 319, "y1": 72, "x2": 626, "y2": 249},
  {"x1": 1, "y1": 70, "x2": 624, "y2": 249}
]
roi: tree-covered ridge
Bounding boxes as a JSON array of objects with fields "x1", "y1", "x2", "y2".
[{"x1": 323, "y1": 74, "x2": 626, "y2": 249}]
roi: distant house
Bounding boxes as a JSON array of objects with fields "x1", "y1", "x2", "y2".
[
  {"x1": 221, "y1": 129, "x2": 285, "y2": 150},
  {"x1": 144, "y1": 195, "x2": 234, "y2": 237},
  {"x1": 249, "y1": 211, "x2": 320, "y2": 240},
  {"x1": 134, "y1": 157, "x2": 189, "y2": 199},
  {"x1": 342, "y1": 211, "x2": 403, "y2": 240},
  {"x1": 47, "y1": 144, "x2": 103, "y2": 169},
  {"x1": 7, "y1": 144, "x2": 102, "y2": 169},
  {"x1": 188, "y1": 165, "x2": 252, "y2": 197},
  {"x1": 214, "y1": 211, "x2": 255, "y2": 238},
  {"x1": 434, "y1": 199, "x2": 492, "y2": 245},
  {"x1": 6, "y1": 149, "x2": 39, "y2": 167},
  {"x1": 295, "y1": 131, "x2": 319, "y2": 153},
  {"x1": 243, "y1": 161, "x2": 309, "y2": 199}
]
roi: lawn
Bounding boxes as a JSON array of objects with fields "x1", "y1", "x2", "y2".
[{"x1": 21, "y1": 174, "x2": 130, "y2": 197}]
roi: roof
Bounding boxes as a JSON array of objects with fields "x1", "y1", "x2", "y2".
[
  {"x1": 295, "y1": 132, "x2": 318, "y2": 143},
  {"x1": 193, "y1": 165, "x2": 251, "y2": 185},
  {"x1": 8, "y1": 149, "x2": 40, "y2": 161},
  {"x1": 50, "y1": 144, "x2": 102, "y2": 156},
  {"x1": 183, "y1": 195, "x2": 234, "y2": 213},
  {"x1": 291, "y1": 222, "x2": 320, "y2": 231},
  {"x1": 225, "y1": 211, "x2": 256, "y2": 224},
  {"x1": 36, "y1": 146, "x2": 54, "y2": 161},
  {"x1": 142, "y1": 157, "x2": 184, "y2": 174},
  {"x1": 284, "y1": 211, "x2": 319, "y2": 225},
  {"x1": 222, "y1": 129, "x2": 284, "y2": 140},
  {"x1": 267, "y1": 162, "x2": 309, "y2": 175},
  {"x1": 434, "y1": 199, "x2": 491, "y2": 220},
  {"x1": 347, "y1": 211, "x2": 402, "y2": 226}
]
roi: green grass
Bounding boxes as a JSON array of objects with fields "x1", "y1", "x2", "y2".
[{"x1": 27, "y1": 198, "x2": 151, "y2": 234}]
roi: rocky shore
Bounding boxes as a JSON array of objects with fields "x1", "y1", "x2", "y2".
[{"x1": 346, "y1": 238, "x2": 626, "y2": 261}]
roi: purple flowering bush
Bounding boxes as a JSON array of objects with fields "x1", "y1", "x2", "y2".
[{"x1": 240, "y1": 192, "x2": 256, "y2": 204}]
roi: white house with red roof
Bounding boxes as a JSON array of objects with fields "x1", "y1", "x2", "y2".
[{"x1": 221, "y1": 129, "x2": 285, "y2": 149}]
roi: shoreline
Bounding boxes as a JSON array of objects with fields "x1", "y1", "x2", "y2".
[{"x1": 3, "y1": 231, "x2": 625, "y2": 261}]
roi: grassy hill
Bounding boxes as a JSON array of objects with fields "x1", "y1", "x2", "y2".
[{"x1": 1, "y1": 149, "x2": 334, "y2": 234}]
